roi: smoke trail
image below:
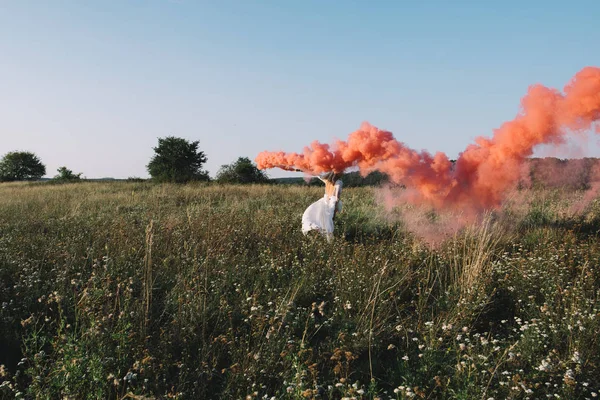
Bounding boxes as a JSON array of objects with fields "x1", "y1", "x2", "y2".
[{"x1": 256, "y1": 67, "x2": 600, "y2": 212}]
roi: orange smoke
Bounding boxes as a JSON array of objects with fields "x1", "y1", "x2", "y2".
[
  {"x1": 255, "y1": 67, "x2": 600, "y2": 211},
  {"x1": 254, "y1": 124, "x2": 406, "y2": 174}
]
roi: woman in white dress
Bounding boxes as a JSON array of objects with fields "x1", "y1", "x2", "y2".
[{"x1": 301, "y1": 172, "x2": 343, "y2": 240}]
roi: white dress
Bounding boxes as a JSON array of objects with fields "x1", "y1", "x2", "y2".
[{"x1": 302, "y1": 180, "x2": 343, "y2": 239}]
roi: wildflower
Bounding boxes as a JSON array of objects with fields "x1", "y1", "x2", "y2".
[
  {"x1": 402, "y1": 355, "x2": 409, "y2": 361},
  {"x1": 538, "y1": 359, "x2": 551, "y2": 372},
  {"x1": 0, "y1": 381, "x2": 13, "y2": 389},
  {"x1": 20, "y1": 315, "x2": 33, "y2": 328},
  {"x1": 564, "y1": 369, "x2": 576, "y2": 386},
  {"x1": 442, "y1": 323, "x2": 453, "y2": 331}
]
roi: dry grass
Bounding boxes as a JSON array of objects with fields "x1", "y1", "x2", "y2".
[{"x1": 0, "y1": 181, "x2": 599, "y2": 399}]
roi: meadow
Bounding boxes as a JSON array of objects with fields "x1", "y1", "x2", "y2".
[{"x1": 0, "y1": 181, "x2": 599, "y2": 399}]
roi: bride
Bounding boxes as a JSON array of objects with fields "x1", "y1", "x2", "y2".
[{"x1": 301, "y1": 172, "x2": 343, "y2": 239}]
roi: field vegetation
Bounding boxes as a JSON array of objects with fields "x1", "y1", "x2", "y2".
[{"x1": 0, "y1": 181, "x2": 599, "y2": 399}]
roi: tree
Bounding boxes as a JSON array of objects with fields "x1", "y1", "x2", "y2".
[
  {"x1": 0, "y1": 151, "x2": 46, "y2": 182},
  {"x1": 53, "y1": 166, "x2": 82, "y2": 181},
  {"x1": 146, "y1": 136, "x2": 209, "y2": 183},
  {"x1": 216, "y1": 157, "x2": 269, "y2": 184}
]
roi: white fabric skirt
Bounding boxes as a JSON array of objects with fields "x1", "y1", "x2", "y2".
[{"x1": 301, "y1": 194, "x2": 342, "y2": 236}]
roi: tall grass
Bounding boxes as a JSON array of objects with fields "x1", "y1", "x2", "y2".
[{"x1": 0, "y1": 182, "x2": 599, "y2": 399}]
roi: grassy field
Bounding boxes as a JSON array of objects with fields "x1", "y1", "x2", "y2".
[{"x1": 0, "y1": 182, "x2": 599, "y2": 399}]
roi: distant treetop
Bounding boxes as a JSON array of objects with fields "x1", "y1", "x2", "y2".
[
  {"x1": 53, "y1": 166, "x2": 82, "y2": 181},
  {"x1": 146, "y1": 136, "x2": 209, "y2": 183},
  {"x1": 0, "y1": 151, "x2": 46, "y2": 182},
  {"x1": 216, "y1": 157, "x2": 269, "y2": 184}
]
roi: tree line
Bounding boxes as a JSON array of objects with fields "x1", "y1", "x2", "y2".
[
  {"x1": 6, "y1": 136, "x2": 600, "y2": 189},
  {"x1": 0, "y1": 136, "x2": 271, "y2": 184},
  {"x1": 1, "y1": 135, "x2": 391, "y2": 186}
]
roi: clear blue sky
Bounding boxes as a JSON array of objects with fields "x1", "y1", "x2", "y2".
[{"x1": 1, "y1": 0, "x2": 599, "y2": 179}]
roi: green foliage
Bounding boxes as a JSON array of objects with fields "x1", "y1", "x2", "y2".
[
  {"x1": 341, "y1": 170, "x2": 389, "y2": 187},
  {"x1": 273, "y1": 171, "x2": 389, "y2": 187},
  {"x1": 146, "y1": 136, "x2": 209, "y2": 183},
  {"x1": 0, "y1": 151, "x2": 46, "y2": 182},
  {"x1": 216, "y1": 157, "x2": 269, "y2": 184},
  {"x1": 53, "y1": 166, "x2": 82, "y2": 181},
  {"x1": 0, "y1": 183, "x2": 599, "y2": 398},
  {"x1": 126, "y1": 177, "x2": 146, "y2": 182}
]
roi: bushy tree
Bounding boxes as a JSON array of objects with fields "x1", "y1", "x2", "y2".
[
  {"x1": 216, "y1": 157, "x2": 269, "y2": 184},
  {"x1": 147, "y1": 137, "x2": 209, "y2": 183},
  {"x1": 0, "y1": 151, "x2": 46, "y2": 182},
  {"x1": 53, "y1": 166, "x2": 82, "y2": 181}
]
